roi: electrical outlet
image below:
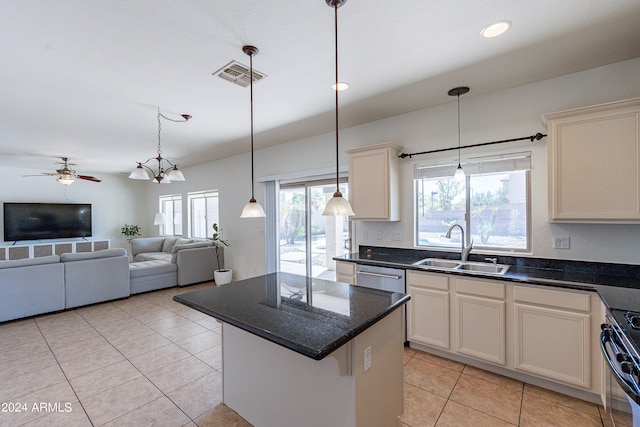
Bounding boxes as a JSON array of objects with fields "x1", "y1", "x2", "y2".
[
  {"x1": 376, "y1": 230, "x2": 383, "y2": 240},
  {"x1": 392, "y1": 232, "x2": 401, "y2": 241},
  {"x1": 363, "y1": 231, "x2": 368, "y2": 240},
  {"x1": 553, "y1": 236, "x2": 570, "y2": 249},
  {"x1": 364, "y1": 346, "x2": 372, "y2": 372}
]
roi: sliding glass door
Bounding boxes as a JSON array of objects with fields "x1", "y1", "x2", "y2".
[{"x1": 279, "y1": 179, "x2": 350, "y2": 280}]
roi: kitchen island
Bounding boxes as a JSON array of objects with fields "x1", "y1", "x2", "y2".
[{"x1": 173, "y1": 272, "x2": 410, "y2": 427}]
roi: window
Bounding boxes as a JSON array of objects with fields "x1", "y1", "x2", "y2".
[
  {"x1": 159, "y1": 194, "x2": 182, "y2": 236},
  {"x1": 188, "y1": 190, "x2": 219, "y2": 239},
  {"x1": 415, "y1": 152, "x2": 530, "y2": 252}
]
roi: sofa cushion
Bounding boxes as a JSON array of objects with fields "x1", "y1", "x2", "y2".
[
  {"x1": 0, "y1": 255, "x2": 60, "y2": 269},
  {"x1": 131, "y1": 237, "x2": 164, "y2": 256},
  {"x1": 129, "y1": 260, "x2": 177, "y2": 278},
  {"x1": 161, "y1": 237, "x2": 179, "y2": 253},
  {"x1": 61, "y1": 248, "x2": 127, "y2": 262},
  {"x1": 170, "y1": 241, "x2": 212, "y2": 264},
  {"x1": 175, "y1": 238, "x2": 194, "y2": 247}
]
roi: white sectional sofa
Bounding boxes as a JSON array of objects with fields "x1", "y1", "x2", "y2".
[
  {"x1": 130, "y1": 237, "x2": 219, "y2": 286},
  {"x1": 0, "y1": 255, "x2": 65, "y2": 323}
]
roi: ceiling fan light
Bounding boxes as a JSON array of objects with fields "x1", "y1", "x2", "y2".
[
  {"x1": 58, "y1": 176, "x2": 75, "y2": 186},
  {"x1": 240, "y1": 199, "x2": 266, "y2": 218},
  {"x1": 129, "y1": 164, "x2": 150, "y2": 180},
  {"x1": 323, "y1": 191, "x2": 355, "y2": 216}
]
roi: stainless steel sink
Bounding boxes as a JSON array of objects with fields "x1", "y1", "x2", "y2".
[
  {"x1": 455, "y1": 261, "x2": 510, "y2": 275},
  {"x1": 412, "y1": 258, "x2": 462, "y2": 269},
  {"x1": 412, "y1": 258, "x2": 509, "y2": 275}
]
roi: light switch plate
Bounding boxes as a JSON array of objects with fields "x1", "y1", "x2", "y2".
[
  {"x1": 364, "y1": 346, "x2": 372, "y2": 372},
  {"x1": 553, "y1": 236, "x2": 570, "y2": 249}
]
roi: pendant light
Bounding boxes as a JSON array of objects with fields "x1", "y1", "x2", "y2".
[
  {"x1": 240, "y1": 45, "x2": 266, "y2": 218},
  {"x1": 322, "y1": 0, "x2": 355, "y2": 217},
  {"x1": 448, "y1": 86, "x2": 469, "y2": 181}
]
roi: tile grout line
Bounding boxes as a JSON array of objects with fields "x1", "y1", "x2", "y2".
[{"x1": 32, "y1": 314, "x2": 96, "y2": 427}]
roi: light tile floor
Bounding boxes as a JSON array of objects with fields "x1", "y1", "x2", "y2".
[{"x1": 0, "y1": 283, "x2": 612, "y2": 426}]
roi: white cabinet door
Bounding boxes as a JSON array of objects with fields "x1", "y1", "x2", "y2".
[
  {"x1": 408, "y1": 286, "x2": 450, "y2": 349},
  {"x1": 336, "y1": 261, "x2": 355, "y2": 285},
  {"x1": 453, "y1": 277, "x2": 506, "y2": 365},
  {"x1": 514, "y1": 303, "x2": 591, "y2": 388},
  {"x1": 455, "y1": 294, "x2": 506, "y2": 365},
  {"x1": 347, "y1": 143, "x2": 400, "y2": 220},
  {"x1": 407, "y1": 271, "x2": 449, "y2": 349},
  {"x1": 545, "y1": 98, "x2": 640, "y2": 222}
]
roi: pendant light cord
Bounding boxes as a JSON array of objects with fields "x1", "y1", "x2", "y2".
[
  {"x1": 249, "y1": 52, "x2": 256, "y2": 200},
  {"x1": 333, "y1": 3, "x2": 340, "y2": 193},
  {"x1": 457, "y1": 93, "x2": 461, "y2": 165}
]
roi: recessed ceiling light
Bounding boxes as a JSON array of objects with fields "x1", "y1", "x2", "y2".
[
  {"x1": 481, "y1": 20, "x2": 511, "y2": 38},
  {"x1": 331, "y1": 82, "x2": 349, "y2": 91}
]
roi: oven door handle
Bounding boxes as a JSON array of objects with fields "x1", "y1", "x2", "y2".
[
  {"x1": 356, "y1": 271, "x2": 403, "y2": 280},
  {"x1": 600, "y1": 327, "x2": 640, "y2": 404}
]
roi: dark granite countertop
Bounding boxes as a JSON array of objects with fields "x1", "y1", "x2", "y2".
[
  {"x1": 173, "y1": 272, "x2": 410, "y2": 360},
  {"x1": 335, "y1": 246, "x2": 640, "y2": 312}
]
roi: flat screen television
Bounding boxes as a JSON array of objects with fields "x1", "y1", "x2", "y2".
[{"x1": 3, "y1": 203, "x2": 92, "y2": 242}]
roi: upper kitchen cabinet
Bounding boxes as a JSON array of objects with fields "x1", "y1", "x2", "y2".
[
  {"x1": 347, "y1": 143, "x2": 401, "y2": 221},
  {"x1": 544, "y1": 98, "x2": 640, "y2": 222}
]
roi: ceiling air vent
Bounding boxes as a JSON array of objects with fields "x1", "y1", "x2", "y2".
[{"x1": 212, "y1": 60, "x2": 266, "y2": 87}]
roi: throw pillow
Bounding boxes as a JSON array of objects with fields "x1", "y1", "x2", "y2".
[{"x1": 161, "y1": 237, "x2": 179, "y2": 253}]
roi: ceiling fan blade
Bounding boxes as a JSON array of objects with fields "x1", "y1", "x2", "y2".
[
  {"x1": 22, "y1": 173, "x2": 59, "y2": 177},
  {"x1": 77, "y1": 175, "x2": 102, "y2": 182}
]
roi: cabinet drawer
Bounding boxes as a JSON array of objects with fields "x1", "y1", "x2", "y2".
[
  {"x1": 407, "y1": 271, "x2": 448, "y2": 291},
  {"x1": 336, "y1": 262, "x2": 355, "y2": 276},
  {"x1": 514, "y1": 286, "x2": 590, "y2": 312},
  {"x1": 454, "y1": 277, "x2": 505, "y2": 299}
]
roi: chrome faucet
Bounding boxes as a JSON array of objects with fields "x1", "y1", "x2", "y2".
[{"x1": 445, "y1": 224, "x2": 473, "y2": 262}]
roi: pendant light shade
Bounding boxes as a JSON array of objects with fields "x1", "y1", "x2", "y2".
[
  {"x1": 240, "y1": 45, "x2": 266, "y2": 218},
  {"x1": 448, "y1": 86, "x2": 469, "y2": 181},
  {"x1": 322, "y1": 0, "x2": 355, "y2": 217}
]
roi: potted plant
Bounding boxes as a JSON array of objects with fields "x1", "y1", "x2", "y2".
[
  {"x1": 211, "y1": 223, "x2": 232, "y2": 285},
  {"x1": 121, "y1": 224, "x2": 142, "y2": 261},
  {"x1": 121, "y1": 224, "x2": 142, "y2": 243}
]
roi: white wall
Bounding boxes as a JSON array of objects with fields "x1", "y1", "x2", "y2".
[
  {"x1": 156, "y1": 57, "x2": 640, "y2": 277},
  {"x1": 5, "y1": 58, "x2": 639, "y2": 275},
  {"x1": 0, "y1": 166, "x2": 147, "y2": 250}
]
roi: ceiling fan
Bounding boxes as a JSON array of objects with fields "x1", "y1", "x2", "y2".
[{"x1": 23, "y1": 157, "x2": 101, "y2": 185}]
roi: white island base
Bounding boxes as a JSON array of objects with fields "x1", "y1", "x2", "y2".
[{"x1": 222, "y1": 309, "x2": 404, "y2": 427}]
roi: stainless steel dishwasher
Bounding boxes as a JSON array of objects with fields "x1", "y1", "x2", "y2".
[{"x1": 355, "y1": 264, "x2": 406, "y2": 342}]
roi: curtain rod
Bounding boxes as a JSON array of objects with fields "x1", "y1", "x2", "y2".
[{"x1": 398, "y1": 132, "x2": 546, "y2": 159}]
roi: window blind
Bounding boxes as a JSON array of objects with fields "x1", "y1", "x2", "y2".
[{"x1": 414, "y1": 151, "x2": 531, "y2": 179}]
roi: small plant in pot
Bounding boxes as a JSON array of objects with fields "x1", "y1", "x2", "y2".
[
  {"x1": 211, "y1": 223, "x2": 232, "y2": 285},
  {"x1": 121, "y1": 224, "x2": 142, "y2": 243}
]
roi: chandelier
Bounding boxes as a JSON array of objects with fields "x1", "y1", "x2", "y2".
[{"x1": 129, "y1": 107, "x2": 191, "y2": 183}]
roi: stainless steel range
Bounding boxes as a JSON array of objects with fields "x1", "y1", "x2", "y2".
[{"x1": 601, "y1": 309, "x2": 640, "y2": 427}]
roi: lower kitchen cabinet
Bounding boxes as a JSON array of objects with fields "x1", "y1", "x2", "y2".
[
  {"x1": 407, "y1": 271, "x2": 449, "y2": 350},
  {"x1": 454, "y1": 278, "x2": 506, "y2": 365},
  {"x1": 336, "y1": 261, "x2": 355, "y2": 285},
  {"x1": 514, "y1": 286, "x2": 592, "y2": 388},
  {"x1": 407, "y1": 269, "x2": 603, "y2": 398}
]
